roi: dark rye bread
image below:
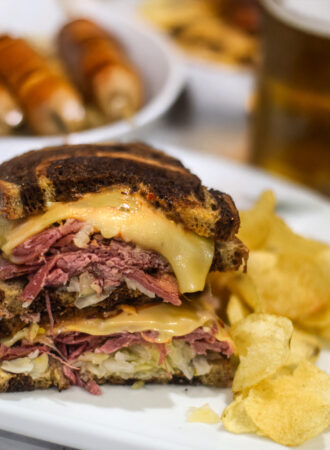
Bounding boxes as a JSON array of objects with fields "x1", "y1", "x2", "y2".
[
  {"x1": 0, "y1": 358, "x2": 70, "y2": 393},
  {"x1": 0, "y1": 282, "x2": 162, "y2": 338},
  {"x1": 0, "y1": 354, "x2": 238, "y2": 393},
  {"x1": 0, "y1": 142, "x2": 239, "y2": 241},
  {"x1": 89, "y1": 355, "x2": 238, "y2": 388}
]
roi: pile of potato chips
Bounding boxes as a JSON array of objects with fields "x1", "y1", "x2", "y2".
[
  {"x1": 140, "y1": 0, "x2": 257, "y2": 66},
  {"x1": 212, "y1": 190, "x2": 330, "y2": 339},
  {"x1": 222, "y1": 314, "x2": 330, "y2": 446},
  {"x1": 211, "y1": 191, "x2": 330, "y2": 446}
]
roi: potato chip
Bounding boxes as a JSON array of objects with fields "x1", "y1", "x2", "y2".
[
  {"x1": 209, "y1": 271, "x2": 261, "y2": 317},
  {"x1": 239, "y1": 190, "x2": 328, "y2": 256},
  {"x1": 318, "y1": 247, "x2": 330, "y2": 274},
  {"x1": 141, "y1": 0, "x2": 257, "y2": 66},
  {"x1": 141, "y1": 0, "x2": 211, "y2": 30},
  {"x1": 287, "y1": 328, "x2": 321, "y2": 365},
  {"x1": 319, "y1": 327, "x2": 330, "y2": 340},
  {"x1": 298, "y1": 302, "x2": 330, "y2": 330},
  {"x1": 222, "y1": 395, "x2": 257, "y2": 434},
  {"x1": 298, "y1": 302, "x2": 330, "y2": 341},
  {"x1": 187, "y1": 404, "x2": 221, "y2": 424},
  {"x1": 247, "y1": 250, "x2": 329, "y2": 320},
  {"x1": 238, "y1": 190, "x2": 275, "y2": 250},
  {"x1": 226, "y1": 294, "x2": 250, "y2": 325},
  {"x1": 309, "y1": 322, "x2": 330, "y2": 341},
  {"x1": 298, "y1": 303, "x2": 330, "y2": 340},
  {"x1": 243, "y1": 360, "x2": 330, "y2": 446},
  {"x1": 230, "y1": 314, "x2": 293, "y2": 392},
  {"x1": 212, "y1": 271, "x2": 261, "y2": 312},
  {"x1": 227, "y1": 273, "x2": 261, "y2": 312},
  {"x1": 266, "y1": 215, "x2": 328, "y2": 256},
  {"x1": 236, "y1": 190, "x2": 330, "y2": 325}
]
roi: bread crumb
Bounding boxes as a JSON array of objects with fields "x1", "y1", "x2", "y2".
[{"x1": 187, "y1": 404, "x2": 220, "y2": 424}]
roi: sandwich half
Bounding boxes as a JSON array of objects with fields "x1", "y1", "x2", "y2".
[{"x1": 0, "y1": 143, "x2": 247, "y2": 394}]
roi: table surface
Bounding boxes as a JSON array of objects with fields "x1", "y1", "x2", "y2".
[{"x1": 0, "y1": 31, "x2": 254, "y2": 450}]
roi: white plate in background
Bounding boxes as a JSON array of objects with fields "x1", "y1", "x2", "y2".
[
  {"x1": 0, "y1": 0, "x2": 184, "y2": 155},
  {"x1": 78, "y1": 0, "x2": 254, "y2": 160},
  {"x1": 0, "y1": 144, "x2": 328, "y2": 450},
  {"x1": 88, "y1": 0, "x2": 255, "y2": 111}
]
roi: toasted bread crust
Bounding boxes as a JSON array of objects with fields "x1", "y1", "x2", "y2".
[
  {"x1": 86, "y1": 355, "x2": 238, "y2": 388},
  {"x1": 0, "y1": 359, "x2": 70, "y2": 393},
  {"x1": 0, "y1": 143, "x2": 239, "y2": 241},
  {"x1": 0, "y1": 354, "x2": 237, "y2": 393},
  {"x1": 211, "y1": 237, "x2": 248, "y2": 272},
  {"x1": 0, "y1": 282, "x2": 161, "y2": 337}
]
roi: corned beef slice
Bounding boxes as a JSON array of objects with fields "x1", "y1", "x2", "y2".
[
  {"x1": 62, "y1": 365, "x2": 77, "y2": 384},
  {"x1": 62, "y1": 365, "x2": 101, "y2": 395},
  {"x1": 0, "y1": 326, "x2": 233, "y2": 363},
  {"x1": 95, "y1": 333, "x2": 144, "y2": 355},
  {"x1": 0, "y1": 258, "x2": 40, "y2": 279},
  {"x1": 0, "y1": 220, "x2": 181, "y2": 306},
  {"x1": 10, "y1": 220, "x2": 84, "y2": 264},
  {"x1": 0, "y1": 344, "x2": 50, "y2": 361},
  {"x1": 175, "y1": 325, "x2": 233, "y2": 357},
  {"x1": 52, "y1": 326, "x2": 233, "y2": 361},
  {"x1": 127, "y1": 271, "x2": 180, "y2": 306},
  {"x1": 85, "y1": 379, "x2": 102, "y2": 395}
]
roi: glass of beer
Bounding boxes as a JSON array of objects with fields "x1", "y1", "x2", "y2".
[{"x1": 250, "y1": 0, "x2": 330, "y2": 196}]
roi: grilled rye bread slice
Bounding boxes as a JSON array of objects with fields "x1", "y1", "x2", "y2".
[
  {"x1": 0, "y1": 354, "x2": 238, "y2": 393},
  {"x1": 0, "y1": 281, "x2": 162, "y2": 338},
  {"x1": 0, "y1": 142, "x2": 239, "y2": 241}
]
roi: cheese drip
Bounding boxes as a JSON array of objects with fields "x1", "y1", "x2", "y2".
[
  {"x1": 1, "y1": 190, "x2": 214, "y2": 293},
  {"x1": 52, "y1": 298, "x2": 232, "y2": 345}
]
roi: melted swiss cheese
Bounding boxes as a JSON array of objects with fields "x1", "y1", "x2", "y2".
[
  {"x1": 1, "y1": 190, "x2": 214, "y2": 293},
  {"x1": 52, "y1": 298, "x2": 231, "y2": 344}
]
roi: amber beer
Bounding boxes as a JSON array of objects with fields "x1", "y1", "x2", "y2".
[{"x1": 251, "y1": 0, "x2": 330, "y2": 195}]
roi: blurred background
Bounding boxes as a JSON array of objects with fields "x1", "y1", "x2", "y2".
[
  {"x1": 134, "y1": 0, "x2": 330, "y2": 197},
  {"x1": 0, "y1": 0, "x2": 329, "y2": 196}
]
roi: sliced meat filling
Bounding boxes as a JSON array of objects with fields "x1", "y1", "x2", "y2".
[
  {"x1": 0, "y1": 220, "x2": 181, "y2": 308},
  {"x1": 0, "y1": 322, "x2": 234, "y2": 394}
]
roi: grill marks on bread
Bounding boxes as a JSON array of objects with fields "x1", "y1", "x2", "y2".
[{"x1": 0, "y1": 142, "x2": 239, "y2": 241}]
